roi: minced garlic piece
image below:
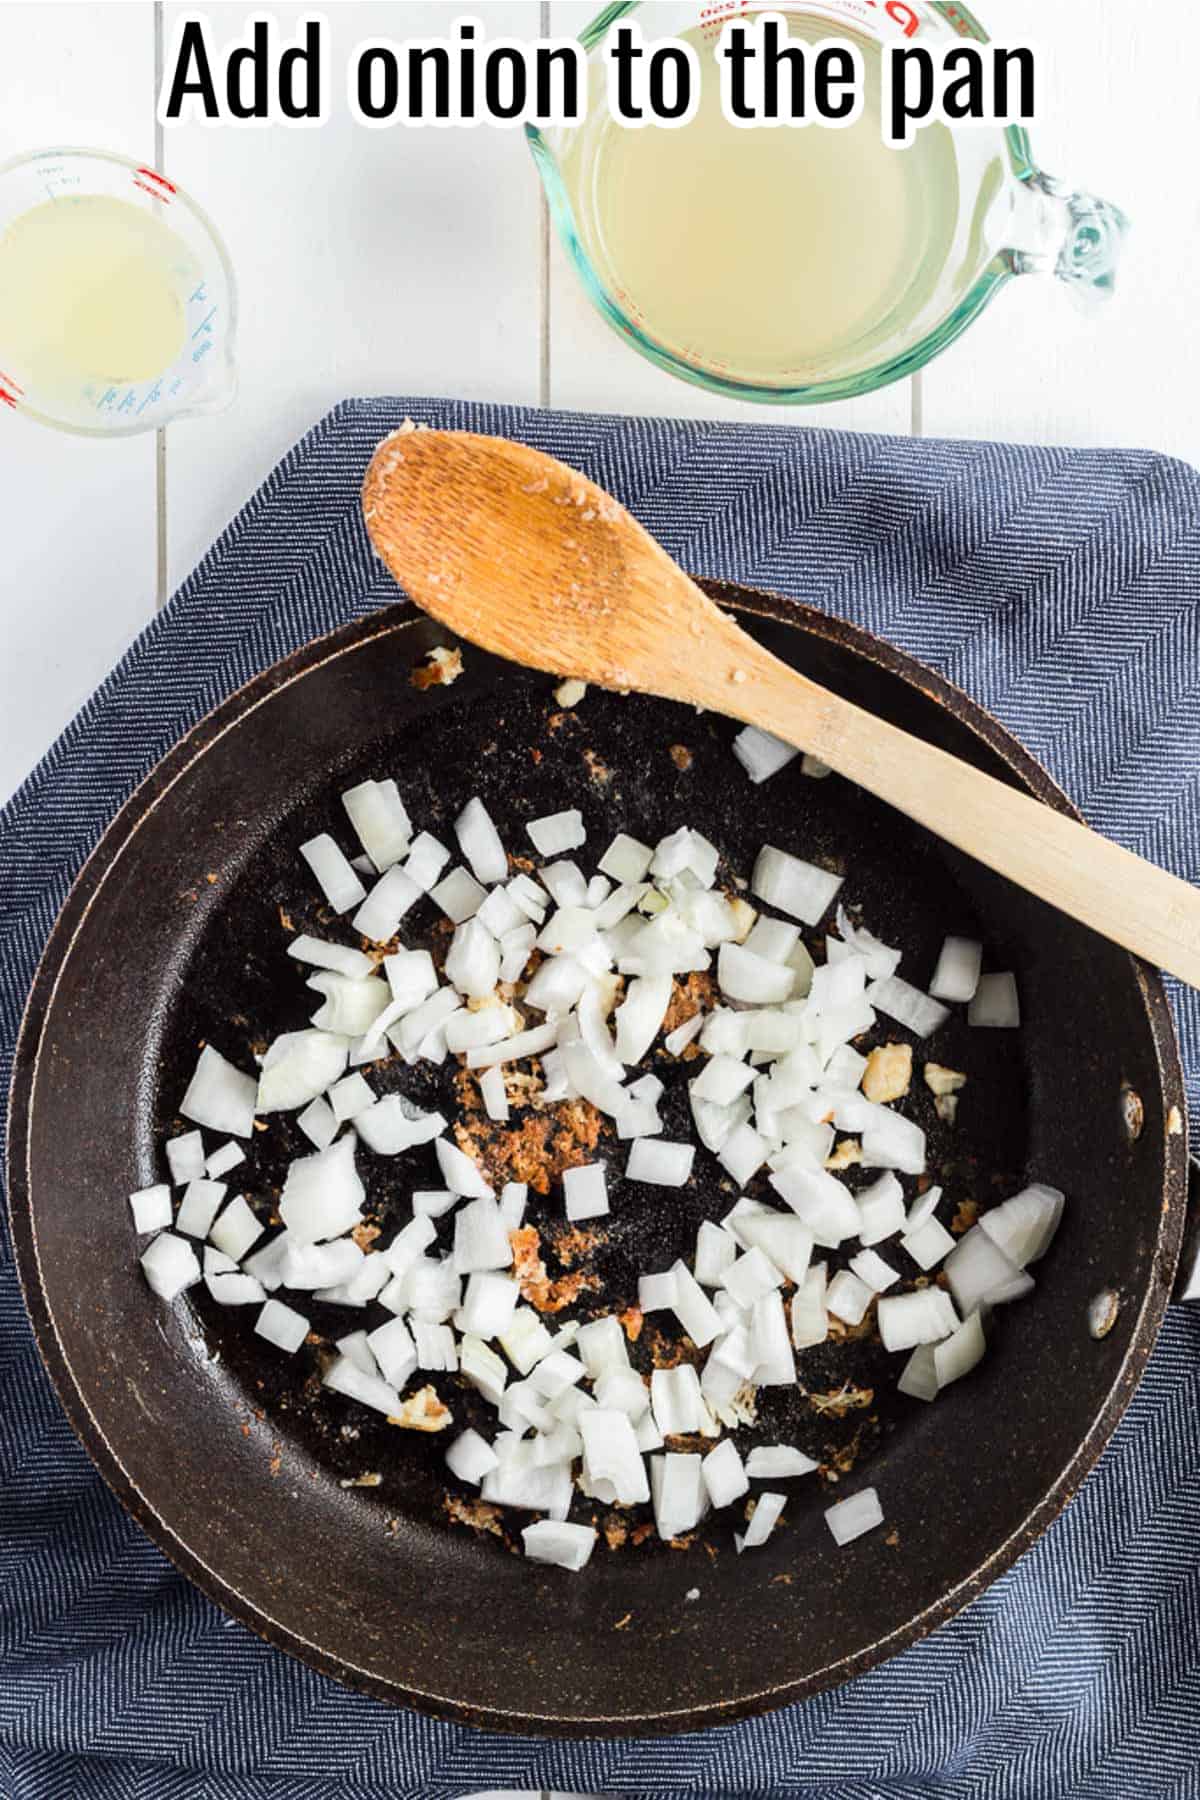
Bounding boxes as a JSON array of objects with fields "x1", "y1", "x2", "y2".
[
  {"x1": 935, "y1": 1094, "x2": 959, "y2": 1126},
  {"x1": 924, "y1": 1062, "x2": 967, "y2": 1098},
  {"x1": 862, "y1": 1042, "x2": 912, "y2": 1104},
  {"x1": 825, "y1": 1137, "x2": 863, "y2": 1171},
  {"x1": 387, "y1": 1385, "x2": 453, "y2": 1432},
  {"x1": 554, "y1": 678, "x2": 588, "y2": 707}
]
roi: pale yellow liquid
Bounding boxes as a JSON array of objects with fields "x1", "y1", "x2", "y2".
[
  {"x1": 560, "y1": 18, "x2": 961, "y2": 381},
  {"x1": 0, "y1": 195, "x2": 193, "y2": 394}
]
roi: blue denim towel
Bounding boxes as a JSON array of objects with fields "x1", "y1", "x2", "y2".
[{"x1": 2, "y1": 398, "x2": 1199, "y2": 1800}]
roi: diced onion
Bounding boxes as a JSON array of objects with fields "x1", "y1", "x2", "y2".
[
  {"x1": 752, "y1": 845, "x2": 843, "y2": 926},
  {"x1": 300, "y1": 834, "x2": 365, "y2": 914},
  {"x1": 825, "y1": 1488, "x2": 883, "y2": 1546},
  {"x1": 929, "y1": 935, "x2": 983, "y2": 1004},
  {"x1": 140, "y1": 1231, "x2": 201, "y2": 1301},
  {"x1": 180, "y1": 1045, "x2": 258, "y2": 1139},
  {"x1": 521, "y1": 1519, "x2": 596, "y2": 1571},
  {"x1": 527, "y1": 809, "x2": 586, "y2": 857},
  {"x1": 732, "y1": 725, "x2": 800, "y2": 784},
  {"x1": 969, "y1": 972, "x2": 1020, "y2": 1028},
  {"x1": 736, "y1": 1490, "x2": 785, "y2": 1552}
]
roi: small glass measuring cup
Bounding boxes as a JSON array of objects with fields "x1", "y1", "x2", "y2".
[
  {"x1": 0, "y1": 147, "x2": 237, "y2": 436},
  {"x1": 527, "y1": 0, "x2": 1129, "y2": 405}
]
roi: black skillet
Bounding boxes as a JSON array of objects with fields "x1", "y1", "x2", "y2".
[{"x1": 6, "y1": 584, "x2": 1191, "y2": 1737}]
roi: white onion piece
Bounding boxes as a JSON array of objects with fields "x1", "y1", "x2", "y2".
[
  {"x1": 901, "y1": 1215, "x2": 956, "y2": 1271},
  {"x1": 746, "y1": 1445, "x2": 818, "y2": 1479},
  {"x1": 613, "y1": 974, "x2": 672, "y2": 1064},
  {"x1": 736, "y1": 1490, "x2": 786, "y2": 1553},
  {"x1": 905, "y1": 1186, "x2": 942, "y2": 1232},
  {"x1": 833, "y1": 906, "x2": 902, "y2": 980},
  {"x1": 614, "y1": 1097, "x2": 662, "y2": 1140},
  {"x1": 478, "y1": 1065, "x2": 509, "y2": 1124},
  {"x1": 498, "y1": 1181, "x2": 528, "y2": 1230},
  {"x1": 140, "y1": 1231, "x2": 201, "y2": 1300},
  {"x1": 562, "y1": 1320, "x2": 622, "y2": 1388},
  {"x1": 639, "y1": 1268, "x2": 680, "y2": 1314},
  {"x1": 506, "y1": 872, "x2": 548, "y2": 921},
  {"x1": 483, "y1": 1457, "x2": 573, "y2": 1516},
  {"x1": 288, "y1": 936, "x2": 374, "y2": 981},
  {"x1": 666, "y1": 1259, "x2": 722, "y2": 1348},
  {"x1": 577, "y1": 984, "x2": 622, "y2": 1081},
  {"x1": 860, "y1": 1110, "x2": 927, "y2": 1178},
  {"x1": 456, "y1": 1270, "x2": 521, "y2": 1337},
  {"x1": 718, "y1": 942, "x2": 794, "y2": 1006},
  {"x1": 855, "y1": 1172, "x2": 907, "y2": 1245},
  {"x1": 255, "y1": 1297, "x2": 310, "y2": 1354},
  {"x1": 206, "y1": 1268, "x2": 267, "y2": 1306},
  {"x1": 243, "y1": 1234, "x2": 289, "y2": 1293},
  {"x1": 825, "y1": 1488, "x2": 883, "y2": 1546},
  {"x1": 733, "y1": 724, "x2": 800, "y2": 784},
  {"x1": 934, "y1": 1310, "x2": 986, "y2": 1389},
  {"x1": 809, "y1": 954, "x2": 868, "y2": 1016},
  {"x1": 652, "y1": 827, "x2": 719, "y2": 888},
  {"x1": 735, "y1": 1212, "x2": 814, "y2": 1284},
  {"x1": 718, "y1": 1121, "x2": 767, "y2": 1186},
  {"x1": 969, "y1": 971, "x2": 1020, "y2": 1028},
  {"x1": 453, "y1": 1196, "x2": 512, "y2": 1271},
  {"x1": 392, "y1": 989, "x2": 461, "y2": 1059},
  {"x1": 866, "y1": 974, "x2": 950, "y2": 1039},
  {"x1": 257, "y1": 1029, "x2": 351, "y2": 1117},
  {"x1": 445, "y1": 918, "x2": 501, "y2": 1000},
  {"x1": 499, "y1": 926, "x2": 537, "y2": 985},
  {"x1": 580, "y1": 1410, "x2": 649, "y2": 1505},
  {"x1": 979, "y1": 1183, "x2": 1064, "y2": 1267},
  {"x1": 944, "y1": 1223, "x2": 1030, "y2": 1313},
  {"x1": 355, "y1": 1096, "x2": 445, "y2": 1156},
  {"x1": 446, "y1": 1428, "x2": 499, "y2": 1486},
  {"x1": 690, "y1": 1087, "x2": 751, "y2": 1155},
  {"x1": 692, "y1": 1054, "x2": 756, "y2": 1106},
  {"x1": 129, "y1": 1184, "x2": 172, "y2": 1234},
  {"x1": 476, "y1": 885, "x2": 525, "y2": 941},
  {"x1": 454, "y1": 796, "x2": 508, "y2": 886},
  {"x1": 326, "y1": 1351, "x2": 409, "y2": 1417},
  {"x1": 651, "y1": 1452, "x2": 707, "y2": 1541},
  {"x1": 280, "y1": 1238, "x2": 364, "y2": 1291},
  {"x1": 849, "y1": 1248, "x2": 901, "y2": 1294},
  {"x1": 752, "y1": 845, "x2": 843, "y2": 925},
  {"x1": 527, "y1": 809, "x2": 586, "y2": 857},
  {"x1": 279, "y1": 1134, "x2": 364, "y2": 1244},
  {"x1": 329, "y1": 1072, "x2": 374, "y2": 1124},
  {"x1": 720, "y1": 1246, "x2": 783, "y2": 1308},
  {"x1": 522, "y1": 1520, "x2": 596, "y2": 1572},
  {"x1": 165, "y1": 1130, "x2": 206, "y2": 1184},
  {"x1": 429, "y1": 866, "x2": 487, "y2": 924},
  {"x1": 403, "y1": 830, "x2": 451, "y2": 893},
  {"x1": 592, "y1": 881, "x2": 650, "y2": 932},
  {"x1": 770, "y1": 1166, "x2": 860, "y2": 1247},
  {"x1": 351, "y1": 866, "x2": 421, "y2": 945},
  {"x1": 399, "y1": 1256, "x2": 462, "y2": 1322},
  {"x1": 523, "y1": 954, "x2": 589, "y2": 1017},
  {"x1": 342, "y1": 778, "x2": 411, "y2": 871},
  {"x1": 557, "y1": 1033, "x2": 627, "y2": 1115},
  {"x1": 180, "y1": 1045, "x2": 258, "y2": 1139},
  {"x1": 461, "y1": 1334, "x2": 508, "y2": 1405},
  {"x1": 499, "y1": 1306, "x2": 554, "y2": 1375},
  {"x1": 651, "y1": 1364, "x2": 717, "y2": 1438},
  {"x1": 929, "y1": 935, "x2": 983, "y2": 1004},
  {"x1": 750, "y1": 1291, "x2": 795, "y2": 1386},
  {"x1": 300, "y1": 834, "x2": 365, "y2": 914},
  {"x1": 435, "y1": 1138, "x2": 493, "y2": 1199},
  {"x1": 308, "y1": 974, "x2": 391, "y2": 1039},
  {"x1": 625, "y1": 1137, "x2": 695, "y2": 1188},
  {"x1": 663, "y1": 1012, "x2": 705, "y2": 1058},
  {"x1": 596, "y1": 832, "x2": 652, "y2": 883},
  {"x1": 442, "y1": 1007, "x2": 513, "y2": 1054},
  {"x1": 176, "y1": 1179, "x2": 227, "y2": 1240},
  {"x1": 702, "y1": 1439, "x2": 749, "y2": 1509},
  {"x1": 744, "y1": 916, "x2": 801, "y2": 964},
  {"x1": 563, "y1": 1162, "x2": 609, "y2": 1222},
  {"x1": 694, "y1": 1220, "x2": 738, "y2": 1288},
  {"x1": 877, "y1": 1287, "x2": 959, "y2": 1353},
  {"x1": 826, "y1": 1269, "x2": 875, "y2": 1326},
  {"x1": 379, "y1": 1215, "x2": 438, "y2": 1281},
  {"x1": 205, "y1": 1140, "x2": 246, "y2": 1180},
  {"x1": 898, "y1": 1342, "x2": 939, "y2": 1402},
  {"x1": 382, "y1": 947, "x2": 438, "y2": 1012},
  {"x1": 539, "y1": 861, "x2": 589, "y2": 908},
  {"x1": 790, "y1": 1262, "x2": 828, "y2": 1350},
  {"x1": 467, "y1": 1022, "x2": 559, "y2": 1070},
  {"x1": 208, "y1": 1194, "x2": 264, "y2": 1261}
]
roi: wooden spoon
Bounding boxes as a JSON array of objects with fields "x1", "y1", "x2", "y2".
[{"x1": 363, "y1": 428, "x2": 1200, "y2": 987}]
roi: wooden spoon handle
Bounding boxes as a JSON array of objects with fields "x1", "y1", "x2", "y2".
[{"x1": 718, "y1": 630, "x2": 1200, "y2": 986}]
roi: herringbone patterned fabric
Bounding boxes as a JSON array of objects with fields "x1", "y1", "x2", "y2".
[{"x1": 2, "y1": 398, "x2": 1199, "y2": 1799}]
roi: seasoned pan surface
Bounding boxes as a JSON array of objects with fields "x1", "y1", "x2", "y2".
[{"x1": 8, "y1": 587, "x2": 1186, "y2": 1735}]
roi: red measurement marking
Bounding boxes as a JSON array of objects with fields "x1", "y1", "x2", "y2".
[
  {"x1": 0, "y1": 370, "x2": 24, "y2": 396},
  {"x1": 0, "y1": 391, "x2": 17, "y2": 408},
  {"x1": 134, "y1": 166, "x2": 176, "y2": 197}
]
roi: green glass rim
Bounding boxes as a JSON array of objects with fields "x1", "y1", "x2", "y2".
[{"x1": 526, "y1": 0, "x2": 1034, "y2": 406}]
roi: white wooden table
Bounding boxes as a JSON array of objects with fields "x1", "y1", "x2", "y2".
[{"x1": 0, "y1": 3, "x2": 1195, "y2": 1786}]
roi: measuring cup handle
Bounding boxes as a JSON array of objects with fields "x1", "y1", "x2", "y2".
[{"x1": 1010, "y1": 172, "x2": 1131, "y2": 309}]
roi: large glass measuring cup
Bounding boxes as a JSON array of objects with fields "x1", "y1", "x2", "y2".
[
  {"x1": 0, "y1": 147, "x2": 236, "y2": 436},
  {"x1": 527, "y1": 0, "x2": 1129, "y2": 405}
]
